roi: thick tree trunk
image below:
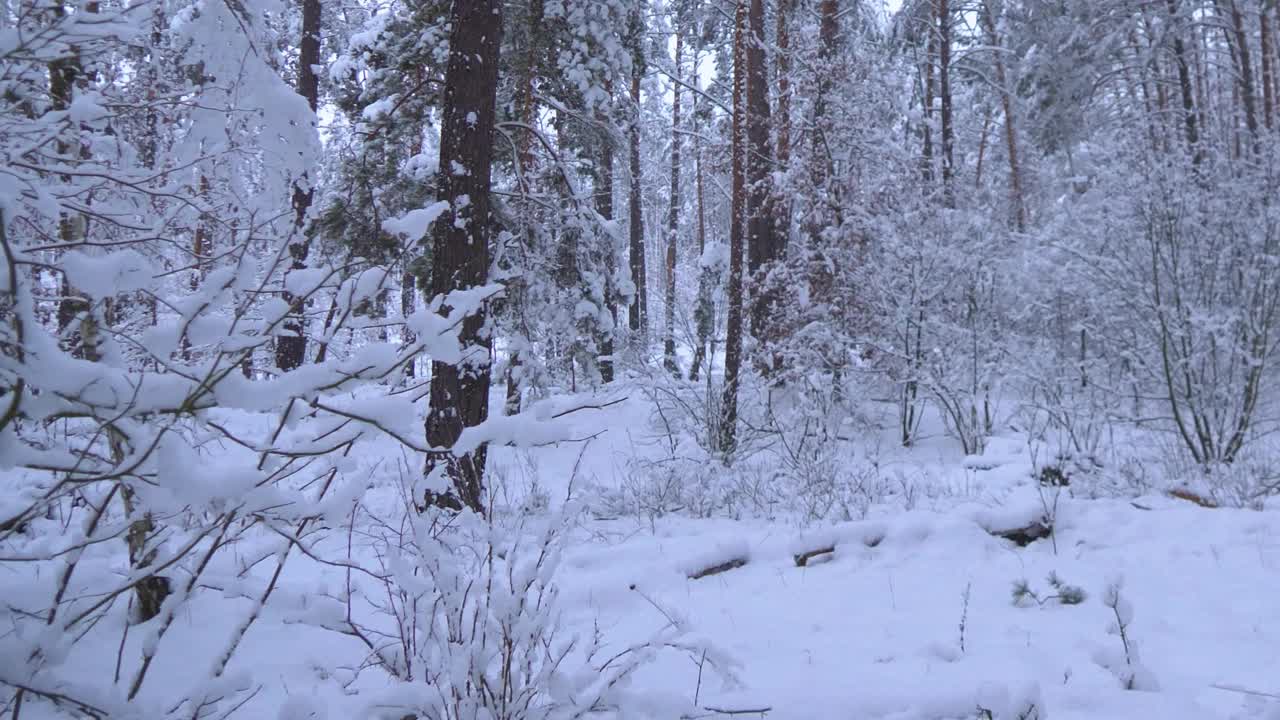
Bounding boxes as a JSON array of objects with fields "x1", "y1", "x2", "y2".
[
  {"x1": 720, "y1": 0, "x2": 749, "y2": 455},
  {"x1": 744, "y1": 0, "x2": 777, "y2": 348},
  {"x1": 423, "y1": 0, "x2": 503, "y2": 514},
  {"x1": 628, "y1": 8, "x2": 648, "y2": 337},
  {"x1": 275, "y1": 0, "x2": 322, "y2": 372},
  {"x1": 664, "y1": 29, "x2": 682, "y2": 376}
]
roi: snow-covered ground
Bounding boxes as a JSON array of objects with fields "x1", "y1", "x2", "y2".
[
  {"x1": 7, "y1": 386, "x2": 1280, "y2": 720},
  {"x1": 492, "y1": 391, "x2": 1280, "y2": 720}
]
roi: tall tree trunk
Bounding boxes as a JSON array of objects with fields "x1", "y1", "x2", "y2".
[
  {"x1": 50, "y1": 11, "x2": 88, "y2": 356},
  {"x1": 1223, "y1": 0, "x2": 1261, "y2": 145},
  {"x1": 275, "y1": 0, "x2": 322, "y2": 372},
  {"x1": 744, "y1": 0, "x2": 777, "y2": 347},
  {"x1": 775, "y1": 0, "x2": 792, "y2": 235},
  {"x1": 401, "y1": 265, "x2": 416, "y2": 379},
  {"x1": 423, "y1": 0, "x2": 503, "y2": 514},
  {"x1": 1144, "y1": 11, "x2": 1173, "y2": 153},
  {"x1": 1261, "y1": 6, "x2": 1275, "y2": 130},
  {"x1": 53, "y1": 0, "x2": 174, "y2": 622},
  {"x1": 505, "y1": 0, "x2": 544, "y2": 412},
  {"x1": 921, "y1": 29, "x2": 935, "y2": 186},
  {"x1": 627, "y1": 6, "x2": 648, "y2": 337},
  {"x1": 979, "y1": 0, "x2": 1026, "y2": 232},
  {"x1": 1166, "y1": 0, "x2": 1202, "y2": 161},
  {"x1": 596, "y1": 95, "x2": 617, "y2": 383},
  {"x1": 807, "y1": 0, "x2": 838, "y2": 305},
  {"x1": 689, "y1": 131, "x2": 710, "y2": 382},
  {"x1": 937, "y1": 0, "x2": 955, "y2": 205},
  {"x1": 663, "y1": 28, "x2": 682, "y2": 376},
  {"x1": 1271, "y1": 4, "x2": 1280, "y2": 126},
  {"x1": 517, "y1": 0, "x2": 542, "y2": 172},
  {"x1": 720, "y1": 0, "x2": 749, "y2": 455},
  {"x1": 810, "y1": 0, "x2": 838, "y2": 220}
]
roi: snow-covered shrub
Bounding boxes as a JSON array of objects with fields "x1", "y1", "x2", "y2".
[
  {"x1": 0, "y1": 1, "x2": 482, "y2": 714},
  {"x1": 765, "y1": 382, "x2": 859, "y2": 521},
  {"x1": 639, "y1": 366, "x2": 772, "y2": 464},
  {"x1": 339, "y1": 502, "x2": 733, "y2": 720},
  {"x1": 1202, "y1": 453, "x2": 1280, "y2": 510},
  {"x1": 861, "y1": 206, "x2": 1015, "y2": 456},
  {"x1": 1166, "y1": 446, "x2": 1280, "y2": 511}
]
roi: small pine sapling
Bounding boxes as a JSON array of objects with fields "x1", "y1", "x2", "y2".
[
  {"x1": 1011, "y1": 572, "x2": 1086, "y2": 607},
  {"x1": 1045, "y1": 572, "x2": 1087, "y2": 604},
  {"x1": 1096, "y1": 579, "x2": 1158, "y2": 691},
  {"x1": 976, "y1": 681, "x2": 1045, "y2": 719}
]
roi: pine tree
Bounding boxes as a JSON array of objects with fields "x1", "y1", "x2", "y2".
[
  {"x1": 627, "y1": 2, "x2": 649, "y2": 338},
  {"x1": 663, "y1": 20, "x2": 683, "y2": 377},
  {"x1": 423, "y1": 0, "x2": 504, "y2": 513}
]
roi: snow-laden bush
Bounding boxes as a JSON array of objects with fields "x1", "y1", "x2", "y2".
[{"x1": 338, "y1": 500, "x2": 734, "y2": 720}]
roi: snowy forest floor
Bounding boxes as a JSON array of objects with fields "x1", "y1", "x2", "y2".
[{"x1": 24, "y1": 382, "x2": 1280, "y2": 720}]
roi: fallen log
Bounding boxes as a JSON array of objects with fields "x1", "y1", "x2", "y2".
[
  {"x1": 986, "y1": 517, "x2": 1052, "y2": 547},
  {"x1": 687, "y1": 556, "x2": 748, "y2": 580},
  {"x1": 1168, "y1": 488, "x2": 1218, "y2": 508},
  {"x1": 793, "y1": 547, "x2": 834, "y2": 567}
]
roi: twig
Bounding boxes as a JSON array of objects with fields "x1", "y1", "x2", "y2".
[
  {"x1": 1210, "y1": 682, "x2": 1280, "y2": 700},
  {"x1": 682, "y1": 706, "x2": 772, "y2": 718}
]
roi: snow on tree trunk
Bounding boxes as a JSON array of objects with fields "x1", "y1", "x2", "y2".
[
  {"x1": 275, "y1": 0, "x2": 322, "y2": 373},
  {"x1": 423, "y1": 0, "x2": 503, "y2": 514}
]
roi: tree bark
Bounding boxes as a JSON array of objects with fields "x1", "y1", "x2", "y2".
[
  {"x1": 744, "y1": 0, "x2": 777, "y2": 347},
  {"x1": 1261, "y1": 7, "x2": 1275, "y2": 130},
  {"x1": 937, "y1": 0, "x2": 955, "y2": 206},
  {"x1": 720, "y1": 0, "x2": 749, "y2": 455},
  {"x1": 628, "y1": 7, "x2": 648, "y2": 337},
  {"x1": 505, "y1": 0, "x2": 544, "y2": 411},
  {"x1": 689, "y1": 137, "x2": 711, "y2": 382},
  {"x1": 979, "y1": 0, "x2": 1026, "y2": 232},
  {"x1": 689, "y1": 44, "x2": 711, "y2": 384},
  {"x1": 809, "y1": 0, "x2": 838, "y2": 233},
  {"x1": 663, "y1": 28, "x2": 682, "y2": 376},
  {"x1": 275, "y1": 0, "x2": 322, "y2": 372},
  {"x1": 401, "y1": 265, "x2": 416, "y2": 379},
  {"x1": 1223, "y1": 0, "x2": 1260, "y2": 145},
  {"x1": 596, "y1": 94, "x2": 617, "y2": 383},
  {"x1": 1166, "y1": 0, "x2": 1202, "y2": 162},
  {"x1": 423, "y1": 0, "x2": 503, "y2": 514},
  {"x1": 921, "y1": 26, "x2": 935, "y2": 186},
  {"x1": 50, "y1": 11, "x2": 89, "y2": 356},
  {"x1": 775, "y1": 0, "x2": 792, "y2": 237}
]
